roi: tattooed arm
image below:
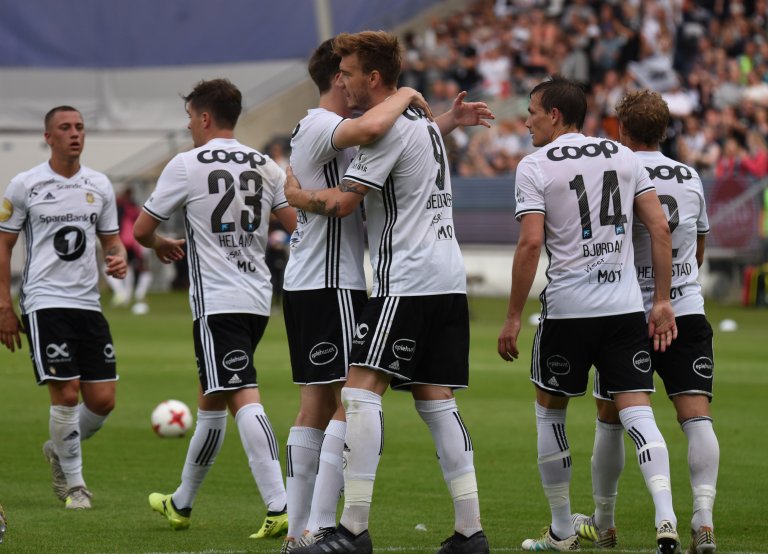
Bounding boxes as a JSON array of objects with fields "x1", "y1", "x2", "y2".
[
  {"x1": 284, "y1": 166, "x2": 368, "y2": 217},
  {"x1": 98, "y1": 233, "x2": 129, "y2": 279}
]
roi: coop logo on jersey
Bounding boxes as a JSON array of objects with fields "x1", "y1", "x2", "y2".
[
  {"x1": 353, "y1": 323, "x2": 369, "y2": 345},
  {"x1": 0, "y1": 198, "x2": 12, "y2": 222},
  {"x1": 546, "y1": 140, "x2": 618, "y2": 162},
  {"x1": 392, "y1": 339, "x2": 416, "y2": 361},
  {"x1": 692, "y1": 356, "x2": 713, "y2": 378},
  {"x1": 222, "y1": 350, "x2": 249, "y2": 371},
  {"x1": 309, "y1": 342, "x2": 339, "y2": 366},
  {"x1": 196, "y1": 149, "x2": 267, "y2": 168},
  {"x1": 46, "y1": 342, "x2": 71, "y2": 361},
  {"x1": 632, "y1": 351, "x2": 652, "y2": 373},
  {"x1": 103, "y1": 343, "x2": 115, "y2": 361},
  {"x1": 85, "y1": 192, "x2": 95, "y2": 204},
  {"x1": 546, "y1": 355, "x2": 571, "y2": 375},
  {"x1": 646, "y1": 165, "x2": 692, "y2": 183}
]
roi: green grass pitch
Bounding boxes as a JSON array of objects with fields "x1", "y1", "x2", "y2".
[{"x1": 0, "y1": 292, "x2": 766, "y2": 553}]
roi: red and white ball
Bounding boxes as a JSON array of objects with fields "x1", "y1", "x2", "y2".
[{"x1": 151, "y1": 399, "x2": 193, "y2": 438}]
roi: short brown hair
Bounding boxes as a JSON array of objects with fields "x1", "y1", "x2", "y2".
[
  {"x1": 308, "y1": 38, "x2": 340, "y2": 94},
  {"x1": 44, "y1": 106, "x2": 81, "y2": 130},
  {"x1": 529, "y1": 75, "x2": 587, "y2": 130},
  {"x1": 333, "y1": 31, "x2": 402, "y2": 87},
  {"x1": 183, "y1": 78, "x2": 242, "y2": 130},
  {"x1": 615, "y1": 90, "x2": 669, "y2": 146}
]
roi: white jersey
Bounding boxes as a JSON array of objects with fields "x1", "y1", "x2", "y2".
[
  {"x1": 515, "y1": 133, "x2": 653, "y2": 318},
  {"x1": 344, "y1": 107, "x2": 466, "y2": 297},
  {"x1": 143, "y1": 138, "x2": 288, "y2": 319},
  {"x1": 284, "y1": 108, "x2": 365, "y2": 291},
  {"x1": 632, "y1": 151, "x2": 709, "y2": 316},
  {"x1": 0, "y1": 162, "x2": 119, "y2": 313}
]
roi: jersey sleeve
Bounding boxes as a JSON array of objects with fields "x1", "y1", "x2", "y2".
[
  {"x1": 97, "y1": 176, "x2": 120, "y2": 235},
  {"x1": 0, "y1": 176, "x2": 28, "y2": 232},
  {"x1": 632, "y1": 154, "x2": 655, "y2": 198},
  {"x1": 692, "y1": 169, "x2": 710, "y2": 234},
  {"x1": 343, "y1": 124, "x2": 404, "y2": 191},
  {"x1": 143, "y1": 154, "x2": 189, "y2": 221},
  {"x1": 267, "y1": 161, "x2": 289, "y2": 211},
  {"x1": 514, "y1": 157, "x2": 545, "y2": 220}
]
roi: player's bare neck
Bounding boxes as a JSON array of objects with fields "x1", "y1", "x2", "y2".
[
  {"x1": 49, "y1": 157, "x2": 81, "y2": 179},
  {"x1": 552, "y1": 125, "x2": 578, "y2": 141}
]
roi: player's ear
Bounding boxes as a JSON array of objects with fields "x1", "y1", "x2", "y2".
[{"x1": 368, "y1": 69, "x2": 380, "y2": 87}]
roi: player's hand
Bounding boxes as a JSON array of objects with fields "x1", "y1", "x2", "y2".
[
  {"x1": 403, "y1": 88, "x2": 433, "y2": 121},
  {"x1": 451, "y1": 91, "x2": 495, "y2": 128},
  {"x1": 497, "y1": 316, "x2": 522, "y2": 362},
  {"x1": 0, "y1": 306, "x2": 23, "y2": 352},
  {"x1": 648, "y1": 300, "x2": 678, "y2": 352},
  {"x1": 104, "y1": 254, "x2": 128, "y2": 279},
  {"x1": 153, "y1": 235, "x2": 186, "y2": 264},
  {"x1": 284, "y1": 165, "x2": 303, "y2": 206}
]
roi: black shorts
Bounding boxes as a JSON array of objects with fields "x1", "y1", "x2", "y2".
[
  {"x1": 532, "y1": 312, "x2": 655, "y2": 398},
  {"x1": 349, "y1": 294, "x2": 469, "y2": 390},
  {"x1": 283, "y1": 288, "x2": 367, "y2": 385},
  {"x1": 23, "y1": 308, "x2": 117, "y2": 385},
  {"x1": 193, "y1": 313, "x2": 268, "y2": 395},
  {"x1": 652, "y1": 314, "x2": 714, "y2": 399}
]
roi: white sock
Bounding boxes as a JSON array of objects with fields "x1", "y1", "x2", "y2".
[
  {"x1": 591, "y1": 419, "x2": 624, "y2": 530},
  {"x1": 286, "y1": 426, "x2": 323, "y2": 538},
  {"x1": 236, "y1": 403, "x2": 287, "y2": 513},
  {"x1": 79, "y1": 403, "x2": 109, "y2": 440},
  {"x1": 50, "y1": 405, "x2": 85, "y2": 489},
  {"x1": 619, "y1": 406, "x2": 676, "y2": 527},
  {"x1": 416, "y1": 398, "x2": 482, "y2": 537},
  {"x1": 306, "y1": 419, "x2": 346, "y2": 533},
  {"x1": 534, "y1": 402, "x2": 572, "y2": 540},
  {"x1": 134, "y1": 271, "x2": 152, "y2": 301},
  {"x1": 339, "y1": 388, "x2": 383, "y2": 536},
  {"x1": 172, "y1": 409, "x2": 227, "y2": 510},
  {"x1": 681, "y1": 417, "x2": 719, "y2": 530}
]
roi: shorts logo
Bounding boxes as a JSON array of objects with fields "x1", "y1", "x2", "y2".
[
  {"x1": 392, "y1": 339, "x2": 416, "y2": 361},
  {"x1": 228, "y1": 374, "x2": 242, "y2": 385},
  {"x1": 546, "y1": 355, "x2": 570, "y2": 375},
  {"x1": 46, "y1": 342, "x2": 70, "y2": 361},
  {"x1": 354, "y1": 323, "x2": 369, "y2": 340},
  {"x1": 309, "y1": 342, "x2": 339, "y2": 366},
  {"x1": 222, "y1": 350, "x2": 249, "y2": 371},
  {"x1": 692, "y1": 356, "x2": 713, "y2": 378},
  {"x1": 632, "y1": 351, "x2": 652, "y2": 373},
  {"x1": 388, "y1": 359, "x2": 401, "y2": 371},
  {"x1": 103, "y1": 343, "x2": 115, "y2": 359}
]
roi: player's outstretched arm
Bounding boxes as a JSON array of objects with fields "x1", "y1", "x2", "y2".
[
  {"x1": 334, "y1": 86, "x2": 432, "y2": 148},
  {"x1": 0, "y1": 230, "x2": 23, "y2": 351},
  {"x1": 435, "y1": 91, "x2": 495, "y2": 136},
  {"x1": 98, "y1": 233, "x2": 128, "y2": 279},
  {"x1": 134, "y1": 211, "x2": 186, "y2": 265},
  {"x1": 498, "y1": 213, "x2": 543, "y2": 362},
  {"x1": 635, "y1": 190, "x2": 677, "y2": 351},
  {"x1": 284, "y1": 166, "x2": 367, "y2": 218}
]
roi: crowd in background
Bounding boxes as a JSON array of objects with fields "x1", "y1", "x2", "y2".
[{"x1": 269, "y1": 0, "x2": 768, "y2": 181}]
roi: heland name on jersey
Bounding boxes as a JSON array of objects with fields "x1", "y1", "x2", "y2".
[{"x1": 637, "y1": 263, "x2": 693, "y2": 279}]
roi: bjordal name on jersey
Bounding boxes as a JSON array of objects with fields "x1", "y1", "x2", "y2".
[{"x1": 514, "y1": 133, "x2": 649, "y2": 318}]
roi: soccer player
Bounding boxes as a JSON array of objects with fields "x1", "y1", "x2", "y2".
[
  {"x1": 286, "y1": 31, "x2": 491, "y2": 554},
  {"x1": 283, "y1": 38, "x2": 493, "y2": 553},
  {"x1": 0, "y1": 106, "x2": 128, "y2": 510},
  {"x1": 134, "y1": 78, "x2": 295, "y2": 538},
  {"x1": 572, "y1": 90, "x2": 718, "y2": 554},
  {"x1": 496, "y1": 76, "x2": 681, "y2": 553}
]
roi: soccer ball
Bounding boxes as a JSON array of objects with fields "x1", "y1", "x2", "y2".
[{"x1": 151, "y1": 399, "x2": 193, "y2": 438}]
